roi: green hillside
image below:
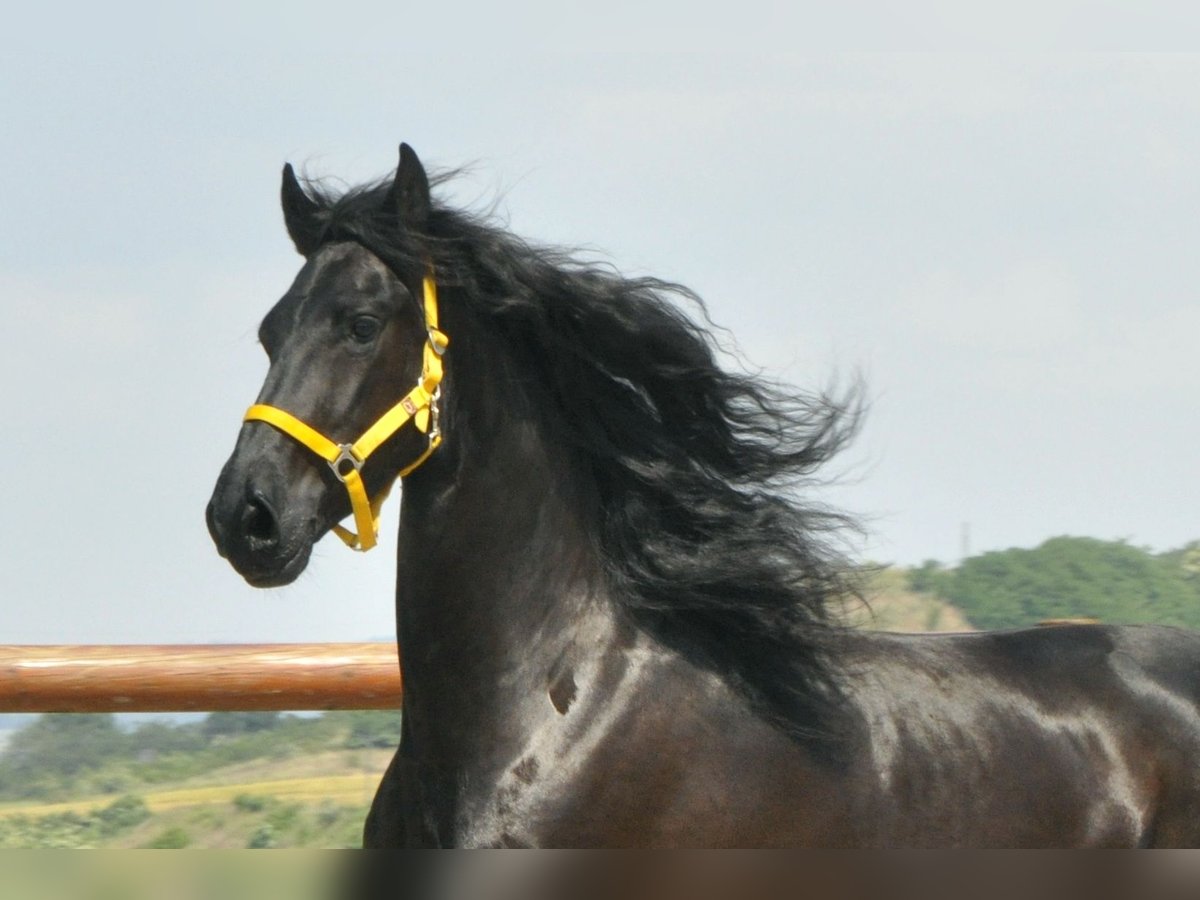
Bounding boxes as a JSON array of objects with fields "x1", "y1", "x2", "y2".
[
  {"x1": 0, "y1": 711, "x2": 398, "y2": 848},
  {"x1": 906, "y1": 537, "x2": 1200, "y2": 631}
]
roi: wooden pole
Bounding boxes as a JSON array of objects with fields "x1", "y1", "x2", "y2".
[{"x1": 0, "y1": 643, "x2": 402, "y2": 713}]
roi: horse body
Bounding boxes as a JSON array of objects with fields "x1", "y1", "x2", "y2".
[
  {"x1": 843, "y1": 625, "x2": 1200, "y2": 847},
  {"x1": 207, "y1": 144, "x2": 1200, "y2": 847},
  {"x1": 374, "y1": 446, "x2": 1200, "y2": 846},
  {"x1": 375, "y1": 595, "x2": 1200, "y2": 847}
]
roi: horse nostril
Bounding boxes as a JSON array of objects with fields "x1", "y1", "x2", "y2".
[{"x1": 241, "y1": 490, "x2": 280, "y2": 548}]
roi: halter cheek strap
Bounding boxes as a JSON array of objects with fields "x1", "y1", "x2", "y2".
[{"x1": 242, "y1": 273, "x2": 447, "y2": 552}]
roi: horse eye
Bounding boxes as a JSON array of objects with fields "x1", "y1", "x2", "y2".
[{"x1": 350, "y1": 315, "x2": 381, "y2": 344}]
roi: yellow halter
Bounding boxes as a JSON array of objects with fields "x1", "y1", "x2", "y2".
[{"x1": 243, "y1": 273, "x2": 448, "y2": 552}]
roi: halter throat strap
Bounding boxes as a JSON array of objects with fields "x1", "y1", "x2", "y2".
[{"x1": 243, "y1": 272, "x2": 447, "y2": 552}]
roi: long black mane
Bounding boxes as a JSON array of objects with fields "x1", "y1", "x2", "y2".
[{"x1": 301, "y1": 171, "x2": 863, "y2": 751}]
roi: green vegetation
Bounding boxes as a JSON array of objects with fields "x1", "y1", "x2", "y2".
[
  {"x1": 905, "y1": 537, "x2": 1200, "y2": 631},
  {"x1": 0, "y1": 778, "x2": 375, "y2": 849},
  {"x1": 233, "y1": 793, "x2": 268, "y2": 813},
  {"x1": 345, "y1": 709, "x2": 408, "y2": 749},
  {"x1": 144, "y1": 825, "x2": 191, "y2": 849},
  {"x1": 0, "y1": 710, "x2": 400, "y2": 803},
  {"x1": 0, "y1": 711, "x2": 399, "y2": 848},
  {"x1": 0, "y1": 794, "x2": 150, "y2": 848}
]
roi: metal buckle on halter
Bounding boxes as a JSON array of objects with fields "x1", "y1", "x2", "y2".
[
  {"x1": 428, "y1": 387, "x2": 442, "y2": 440},
  {"x1": 328, "y1": 444, "x2": 363, "y2": 482}
]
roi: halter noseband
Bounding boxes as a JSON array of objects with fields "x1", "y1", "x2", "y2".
[{"x1": 242, "y1": 272, "x2": 448, "y2": 552}]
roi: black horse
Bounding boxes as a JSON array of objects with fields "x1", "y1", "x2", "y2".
[{"x1": 207, "y1": 144, "x2": 1200, "y2": 847}]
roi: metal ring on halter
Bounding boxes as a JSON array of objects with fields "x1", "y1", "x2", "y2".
[{"x1": 328, "y1": 444, "x2": 363, "y2": 482}]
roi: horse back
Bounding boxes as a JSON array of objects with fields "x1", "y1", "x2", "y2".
[{"x1": 847, "y1": 624, "x2": 1200, "y2": 847}]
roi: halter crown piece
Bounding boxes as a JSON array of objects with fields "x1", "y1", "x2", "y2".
[{"x1": 242, "y1": 272, "x2": 448, "y2": 552}]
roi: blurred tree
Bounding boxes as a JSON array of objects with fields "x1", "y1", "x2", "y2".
[
  {"x1": 907, "y1": 559, "x2": 951, "y2": 596},
  {"x1": 940, "y1": 537, "x2": 1200, "y2": 630},
  {"x1": 130, "y1": 720, "x2": 206, "y2": 757},
  {"x1": 343, "y1": 710, "x2": 402, "y2": 749},
  {"x1": 1179, "y1": 542, "x2": 1200, "y2": 578},
  {"x1": 0, "y1": 714, "x2": 128, "y2": 798},
  {"x1": 201, "y1": 712, "x2": 282, "y2": 739}
]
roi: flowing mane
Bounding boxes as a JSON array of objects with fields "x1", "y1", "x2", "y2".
[{"x1": 297, "y1": 171, "x2": 863, "y2": 750}]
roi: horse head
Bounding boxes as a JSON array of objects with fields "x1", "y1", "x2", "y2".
[{"x1": 206, "y1": 144, "x2": 442, "y2": 586}]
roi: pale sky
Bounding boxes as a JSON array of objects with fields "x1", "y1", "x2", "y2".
[{"x1": 2, "y1": 14, "x2": 1198, "y2": 644}]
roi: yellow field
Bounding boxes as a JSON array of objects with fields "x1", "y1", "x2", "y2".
[{"x1": 0, "y1": 771, "x2": 380, "y2": 820}]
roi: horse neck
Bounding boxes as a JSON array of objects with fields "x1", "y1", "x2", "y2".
[{"x1": 391, "y1": 326, "x2": 614, "y2": 769}]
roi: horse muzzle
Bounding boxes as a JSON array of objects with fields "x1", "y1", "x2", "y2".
[{"x1": 206, "y1": 456, "x2": 319, "y2": 588}]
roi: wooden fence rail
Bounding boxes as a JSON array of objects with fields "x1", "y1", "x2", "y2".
[{"x1": 0, "y1": 644, "x2": 402, "y2": 713}]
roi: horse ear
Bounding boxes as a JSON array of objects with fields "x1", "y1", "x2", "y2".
[
  {"x1": 385, "y1": 143, "x2": 431, "y2": 229},
  {"x1": 280, "y1": 163, "x2": 323, "y2": 256}
]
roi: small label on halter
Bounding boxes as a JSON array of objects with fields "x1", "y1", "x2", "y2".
[{"x1": 402, "y1": 398, "x2": 418, "y2": 415}]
